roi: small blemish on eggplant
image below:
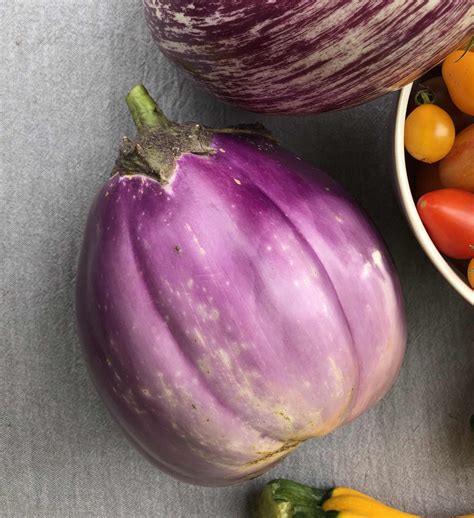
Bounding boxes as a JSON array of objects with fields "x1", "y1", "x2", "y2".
[
  {"x1": 249, "y1": 439, "x2": 301, "y2": 466},
  {"x1": 174, "y1": 245, "x2": 182, "y2": 254},
  {"x1": 274, "y1": 409, "x2": 292, "y2": 422}
]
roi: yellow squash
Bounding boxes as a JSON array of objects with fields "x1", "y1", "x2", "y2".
[
  {"x1": 255, "y1": 479, "x2": 473, "y2": 518},
  {"x1": 322, "y1": 490, "x2": 418, "y2": 518}
]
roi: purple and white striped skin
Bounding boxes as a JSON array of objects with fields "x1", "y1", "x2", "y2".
[
  {"x1": 144, "y1": 0, "x2": 474, "y2": 114},
  {"x1": 76, "y1": 87, "x2": 406, "y2": 486}
]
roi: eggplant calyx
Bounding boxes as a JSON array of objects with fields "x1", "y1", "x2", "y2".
[
  {"x1": 116, "y1": 84, "x2": 275, "y2": 185},
  {"x1": 116, "y1": 84, "x2": 215, "y2": 184},
  {"x1": 114, "y1": 123, "x2": 215, "y2": 185}
]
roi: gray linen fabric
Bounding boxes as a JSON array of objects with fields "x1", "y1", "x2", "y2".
[{"x1": 1, "y1": 1, "x2": 473, "y2": 517}]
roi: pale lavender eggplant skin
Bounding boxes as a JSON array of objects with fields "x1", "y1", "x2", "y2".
[
  {"x1": 76, "y1": 133, "x2": 406, "y2": 486},
  {"x1": 144, "y1": 0, "x2": 474, "y2": 114}
]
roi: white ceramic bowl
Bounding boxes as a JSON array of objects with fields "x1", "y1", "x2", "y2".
[{"x1": 394, "y1": 83, "x2": 474, "y2": 305}]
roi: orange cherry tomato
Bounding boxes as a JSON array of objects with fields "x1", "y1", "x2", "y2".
[
  {"x1": 439, "y1": 123, "x2": 474, "y2": 193},
  {"x1": 405, "y1": 104, "x2": 455, "y2": 163},
  {"x1": 442, "y1": 48, "x2": 474, "y2": 116},
  {"x1": 468, "y1": 258, "x2": 474, "y2": 289},
  {"x1": 417, "y1": 189, "x2": 474, "y2": 260},
  {"x1": 414, "y1": 76, "x2": 474, "y2": 132}
]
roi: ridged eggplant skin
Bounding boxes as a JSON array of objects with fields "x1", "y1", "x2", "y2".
[
  {"x1": 144, "y1": 0, "x2": 474, "y2": 114},
  {"x1": 76, "y1": 133, "x2": 406, "y2": 486}
]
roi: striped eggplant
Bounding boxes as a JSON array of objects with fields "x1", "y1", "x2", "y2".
[
  {"x1": 76, "y1": 86, "x2": 406, "y2": 486},
  {"x1": 144, "y1": 0, "x2": 474, "y2": 114}
]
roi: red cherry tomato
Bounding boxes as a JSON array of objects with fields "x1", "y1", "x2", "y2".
[{"x1": 417, "y1": 189, "x2": 474, "y2": 260}]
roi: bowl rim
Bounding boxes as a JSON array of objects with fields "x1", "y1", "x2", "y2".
[{"x1": 394, "y1": 83, "x2": 474, "y2": 305}]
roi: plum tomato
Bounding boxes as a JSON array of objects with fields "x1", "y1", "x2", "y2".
[
  {"x1": 405, "y1": 104, "x2": 455, "y2": 163},
  {"x1": 417, "y1": 189, "x2": 474, "y2": 260},
  {"x1": 439, "y1": 123, "x2": 474, "y2": 193}
]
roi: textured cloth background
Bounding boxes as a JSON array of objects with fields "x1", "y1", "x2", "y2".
[{"x1": 1, "y1": 1, "x2": 473, "y2": 517}]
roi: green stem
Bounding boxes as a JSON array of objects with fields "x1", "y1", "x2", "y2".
[
  {"x1": 126, "y1": 84, "x2": 170, "y2": 133},
  {"x1": 255, "y1": 479, "x2": 326, "y2": 518},
  {"x1": 414, "y1": 89, "x2": 434, "y2": 106},
  {"x1": 455, "y1": 35, "x2": 474, "y2": 62}
]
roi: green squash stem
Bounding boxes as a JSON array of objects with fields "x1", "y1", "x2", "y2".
[{"x1": 255, "y1": 479, "x2": 327, "y2": 518}]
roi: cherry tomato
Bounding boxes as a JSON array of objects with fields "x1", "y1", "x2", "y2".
[
  {"x1": 417, "y1": 189, "x2": 474, "y2": 260},
  {"x1": 442, "y1": 48, "x2": 474, "y2": 116},
  {"x1": 405, "y1": 104, "x2": 455, "y2": 163},
  {"x1": 439, "y1": 123, "x2": 474, "y2": 193},
  {"x1": 468, "y1": 258, "x2": 474, "y2": 289},
  {"x1": 414, "y1": 76, "x2": 474, "y2": 132}
]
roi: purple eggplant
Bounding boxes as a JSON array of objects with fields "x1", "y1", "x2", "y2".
[
  {"x1": 144, "y1": 1, "x2": 474, "y2": 114},
  {"x1": 76, "y1": 85, "x2": 406, "y2": 486}
]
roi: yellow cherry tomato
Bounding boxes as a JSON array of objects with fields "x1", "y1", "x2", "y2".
[
  {"x1": 442, "y1": 48, "x2": 474, "y2": 116},
  {"x1": 405, "y1": 104, "x2": 455, "y2": 163},
  {"x1": 468, "y1": 258, "x2": 474, "y2": 289}
]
